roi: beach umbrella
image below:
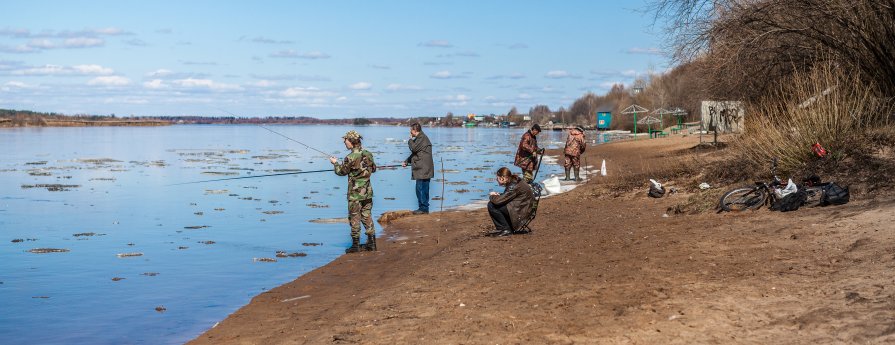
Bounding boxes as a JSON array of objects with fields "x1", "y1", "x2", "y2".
[
  {"x1": 621, "y1": 104, "x2": 649, "y2": 138},
  {"x1": 637, "y1": 115, "x2": 662, "y2": 131}
]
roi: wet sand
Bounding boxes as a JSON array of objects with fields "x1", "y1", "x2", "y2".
[{"x1": 189, "y1": 135, "x2": 895, "y2": 344}]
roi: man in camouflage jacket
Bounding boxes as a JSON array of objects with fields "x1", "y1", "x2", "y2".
[
  {"x1": 330, "y1": 130, "x2": 378, "y2": 253},
  {"x1": 514, "y1": 124, "x2": 543, "y2": 182},
  {"x1": 563, "y1": 126, "x2": 586, "y2": 181}
]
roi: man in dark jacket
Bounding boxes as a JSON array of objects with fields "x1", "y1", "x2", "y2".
[
  {"x1": 403, "y1": 123, "x2": 435, "y2": 214},
  {"x1": 514, "y1": 124, "x2": 544, "y2": 182}
]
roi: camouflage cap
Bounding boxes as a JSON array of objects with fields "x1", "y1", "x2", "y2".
[{"x1": 342, "y1": 130, "x2": 363, "y2": 141}]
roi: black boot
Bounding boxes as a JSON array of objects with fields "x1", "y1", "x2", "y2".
[
  {"x1": 564, "y1": 168, "x2": 571, "y2": 181},
  {"x1": 574, "y1": 168, "x2": 581, "y2": 181},
  {"x1": 363, "y1": 234, "x2": 377, "y2": 251},
  {"x1": 497, "y1": 228, "x2": 513, "y2": 237},
  {"x1": 345, "y1": 237, "x2": 361, "y2": 253}
]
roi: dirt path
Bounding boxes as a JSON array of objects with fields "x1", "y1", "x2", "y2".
[{"x1": 189, "y1": 136, "x2": 895, "y2": 344}]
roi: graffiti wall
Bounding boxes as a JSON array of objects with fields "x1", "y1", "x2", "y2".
[{"x1": 700, "y1": 101, "x2": 745, "y2": 133}]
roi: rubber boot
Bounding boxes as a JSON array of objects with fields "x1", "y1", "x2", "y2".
[
  {"x1": 363, "y1": 234, "x2": 377, "y2": 251},
  {"x1": 574, "y1": 168, "x2": 581, "y2": 182},
  {"x1": 345, "y1": 237, "x2": 361, "y2": 253},
  {"x1": 564, "y1": 168, "x2": 571, "y2": 181},
  {"x1": 497, "y1": 228, "x2": 513, "y2": 237}
]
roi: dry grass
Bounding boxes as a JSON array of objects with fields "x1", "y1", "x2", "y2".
[{"x1": 733, "y1": 64, "x2": 893, "y2": 177}]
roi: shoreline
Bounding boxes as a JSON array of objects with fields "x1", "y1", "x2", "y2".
[{"x1": 188, "y1": 135, "x2": 895, "y2": 344}]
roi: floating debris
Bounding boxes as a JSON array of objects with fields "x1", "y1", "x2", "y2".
[
  {"x1": 201, "y1": 171, "x2": 239, "y2": 176},
  {"x1": 302, "y1": 242, "x2": 323, "y2": 247},
  {"x1": 32, "y1": 296, "x2": 50, "y2": 299},
  {"x1": 21, "y1": 184, "x2": 81, "y2": 192},
  {"x1": 27, "y1": 248, "x2": 69, "y2": 254},
  {"x1": 72, "y1": 232, "x2": 97, "y2": 237},
  {"x1": 384, "y1": 197, "x2": 396, "y2": 200},
  {"x1": 198, "y1": 241, "x2": 215, "y2": 245},
  {"x1": 205, "y1": 189, "x2": 229, "y2": 195},
  {"x1": 194, "y1": 212, "x2": 204, "y2": 216},
  {"x1": 306, "y1": 203, "x2": 329, "y2": 208},
  {"x1": 25, "y1": 161, "x2": 48, "y2": 165},
  {"x1": 268, "y1": 200, "x2": 279, "y2": 204},
  {"x1": 214, "y1": 208, "x2": 225, "y2": 211},
  {"x1": 184, "y1": 225, "x2": 210, "y2": 230},
  {"x1": 253, "y1": 257, "x2": 277, "y2": 262},
  {"x1": 262, "y1": 210, "x2": 284, "y2": 215},
  {"x1": 111, "y1": 277, "x2": 125, "y2": 281},
  {"x1": 446, "y1": 181, "x2": 469, "y2": 185},
  {"x1": 454, "y1": 189, "x2": 471, "y2": 193},
  {"x1": 127, "y1": 243, "x2": 135, "y2": 246},
  {"x1": 155, "y1": 306, "x2": 166, "y2": 313},
  {"x1": 76, "y1": 158, "x2": 122, "y2": 164},
  {"x1": 178, "y1": 246, "x2": 189, "y2": 250},
  {"x1": 89, "y1": 177, "x2": 116, "y2": 181},
  {"x1": 116, "y1": 252, "x2": 143, "y2": 258},
  {"x1": 270, "y1": 169, "x2": 302, "y2": 173},
  {"x1": 309, "y1": 217, "x2": 348, "y2": 224},
  {"x1": 142, "y1": 272, "x2": 159, "y2": 276},
  {"x1": 28, "y1": 170, "x2": 52, "y2": 176},
  {"x1": 275, "y1": 251, "x2": 307, "y2": 258},
  {"x1": 11, "y1": 239, "x2": 23, "y2": 243}
]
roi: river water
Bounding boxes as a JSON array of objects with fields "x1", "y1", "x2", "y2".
[{"x1": 0, "y1": 125, "x2": 605, "y2": 344}]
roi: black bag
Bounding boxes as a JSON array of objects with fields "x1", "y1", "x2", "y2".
[
  {"x1": 648, "y1": 184, "x2": 665, "y2": 198},
  {"x1": 821, "y1": 183, "x2": 850, "y2": 206},
  {"x1": 771, "y1": 189, "x2": 807, "y2": 212}
]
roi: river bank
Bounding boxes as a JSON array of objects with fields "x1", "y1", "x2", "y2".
[{"x1": 189, "y1": 135, "x2": 895, "y2": 344}]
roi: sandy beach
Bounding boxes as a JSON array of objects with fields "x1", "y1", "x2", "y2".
[{"x1": 189, "y1": 136, "x2": 895, "y2": 344}]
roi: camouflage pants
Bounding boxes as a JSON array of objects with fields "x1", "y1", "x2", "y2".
[
  {"x1": 563, "y1": 154, "x2": 581, "y2": 168},
  {"x1": 348, "y1": 199, "x2": 374, "y2": 239},
  {"x1": 522, "y1": 170, "x2": 534, "y2": 183}
]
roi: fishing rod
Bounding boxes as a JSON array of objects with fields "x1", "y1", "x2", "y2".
[
  {"x1": 216, "y1": 108, "x2": 333, "y2": 157},
  {"x1": 169, "y1": 164, "x2": 405, "y2": 186}
]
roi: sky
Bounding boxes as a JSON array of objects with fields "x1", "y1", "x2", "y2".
[{"x1": 0, "y1": 1, "x2": 669, "y2": 118}]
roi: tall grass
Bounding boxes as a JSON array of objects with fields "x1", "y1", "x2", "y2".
[{"x1": 734, "y1": 63, "x2": 893, "y2": 175}]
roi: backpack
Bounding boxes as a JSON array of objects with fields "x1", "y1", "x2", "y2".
[
  {"x1": 771, "y1": 188, "x2": 807, "y2": 212},
  {"x1": 821, "y1": 183, "x2": 850, "y2": 206}
]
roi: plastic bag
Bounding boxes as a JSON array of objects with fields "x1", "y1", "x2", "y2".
[{"x1": 774, "y1": 179, "x2": 798, "y2": 198}]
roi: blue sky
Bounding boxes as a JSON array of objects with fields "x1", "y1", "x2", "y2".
[{"x1": 0, "y1": 1, "x2": 669, "y2": 118}]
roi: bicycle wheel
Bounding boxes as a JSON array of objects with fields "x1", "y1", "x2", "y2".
[{"x1": 719, "y1": 187, "x2": 766, "y2": 212}]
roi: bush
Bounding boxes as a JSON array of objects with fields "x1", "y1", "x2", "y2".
[{"x1": 733, "y1": 63, "x2": 894, "y2": 176}]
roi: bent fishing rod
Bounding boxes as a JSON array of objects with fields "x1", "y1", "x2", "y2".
[{"x1": 169, "y1": 164, "x2": 404, "y2": 186}]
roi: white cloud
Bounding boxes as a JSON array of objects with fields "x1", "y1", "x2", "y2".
[
  {"x1": 1, "y1": 80, "x2": 37, "y2": 91},
  {"x1": 621, "y1": 69, "x2": 638, "y2": 77},
  {"x1": 599, "y1": 81, "x2": 624, "y2": 89},
  {"x1": 143, "y1": 79, "x2": 166, "y2": 89},
  {"x1": 63, "y1": 37, "x2": 105, "y2": 48},
  {"x1": 419, "y1": 40, "x2": 453, "y2": 48},
  {"x1": 269, "y1": 50, "x2": 331, "y2": 59},
  {"x1": 27, "y1": 39, "x2": 55, "y2": 49},
  {"x1": 487, "y1": 72, "x2": 525, "y2": 80},
  {"x1": 431, "y1": 70, "x2": 453, "y2": 79},
  {"x1": 385, "y1": 83, "x2": 423, "y2": 91},
  {"x1": 146, "y1": 69, "x2": 173, "y2": 78},
  {"x1": 517, "y1": 93, "x2": 533, "y2": 100},
  {"x1": 251, "y1": 80, "x2": 276, "y2": 87},
  {"x1": 508, "y1": 43, "x2": 528, "y2": 49},
  {"x1": 545, "y1": 70, "x2": 572, "y2": 79},
  {"x1": 627, "y1": 47, "x2": 664, "y2": 55},
  {"x1": 249, "y1": 36, "x2": 293, "y2": 44},
  {"x1": 87, "y1": 76, "x2": 131, "y2": 86},
  {"x1": 349, "y1": 82, "x2": 372, "y2": 90},
  {"x1": 10, "y1": 64, "x2": 114, "y2": 76},
  {"x1": 171, "y1": 78, "x2": 242, "y2": 91},
  {"x1": 280, "y1": 86, "x2": 336, "y2": 98},
  {"x1": 73, "y1": 64, "x2": 114, "y2": 75}
]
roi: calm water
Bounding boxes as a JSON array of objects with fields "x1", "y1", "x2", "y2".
[{"x1": 0, "y1": 125, "x2": 586, "y2": 344}]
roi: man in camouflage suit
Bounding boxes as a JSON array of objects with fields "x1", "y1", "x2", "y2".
[
  {"x1": 329, "y1": 130, "x2": 378, "y2": 253},
  {"x1": 563, "y1": 126, "x2": 586, "y2": 181},
  {"x1": 514, "y1": 124, "x2": 544, "y2": 182}
]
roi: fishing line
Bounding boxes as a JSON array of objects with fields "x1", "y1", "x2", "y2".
[
  {"x1": 216, "y1": 108, "x2": 333, "y2": 157},
  {"x1": 168, "y1": 164, "x2": 404, "y2": 186}
]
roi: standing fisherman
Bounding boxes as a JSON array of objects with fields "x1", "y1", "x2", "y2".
[
  {"x1": 514, "y1": 124, "x2": 544, "y2": 182},
  {"x1": 563, "y1": 125, "x2": 586, "y2": 181},
  {"x1": 402, "y1": 123, "x2": 435, "y2": 214},
  {"x1": 329, "y1": 130, "x2": 378, "y2": 253}
]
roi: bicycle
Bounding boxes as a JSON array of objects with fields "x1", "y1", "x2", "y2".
[
  {"x1": 718, "y1": 158, "x2": 825, "y2": 212},
  {"x1": 718, "y1": 159, "x2": 785, "y2": 212}
]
